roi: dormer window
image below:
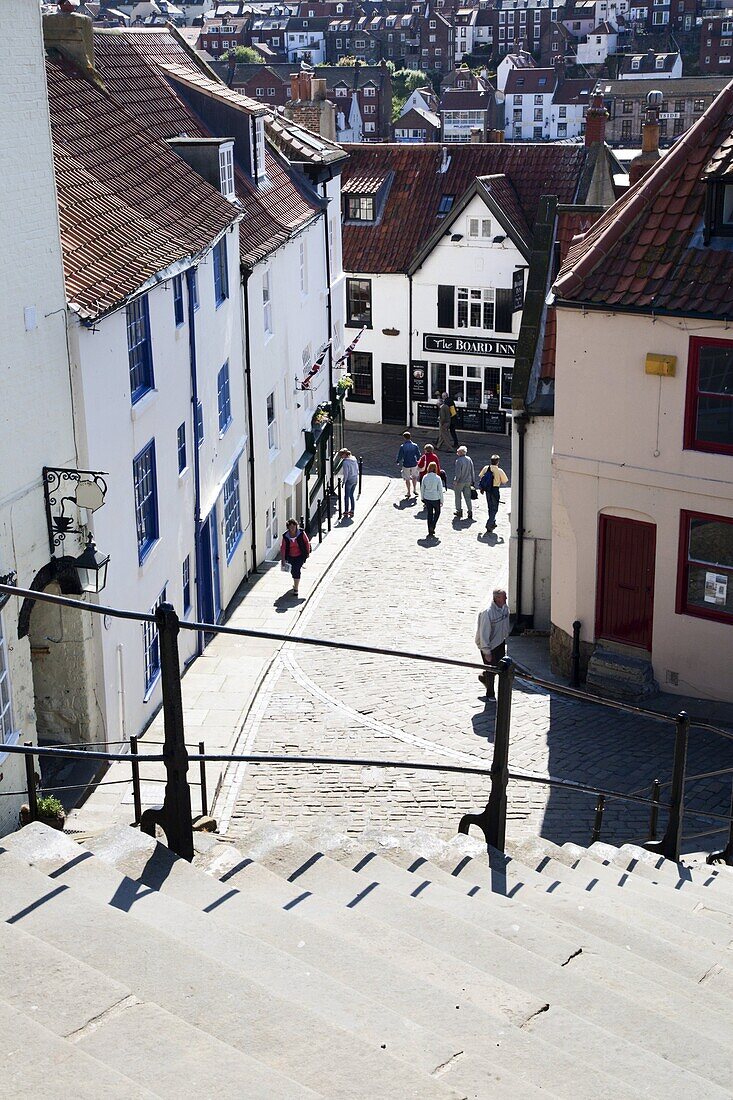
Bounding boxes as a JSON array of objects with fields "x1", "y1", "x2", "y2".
[
  {"x1": 655, "y1": 55, "x2": 664, "y2": 69},
  {"x1": 705, "y1": 179, "x2": 733, "y2": 242},
  {"x1": 346, "y1": 195, "x2": 374, "y2": 221},
  {"x1": 219, "y1": 142, "x2": 235, "y2": 200}
]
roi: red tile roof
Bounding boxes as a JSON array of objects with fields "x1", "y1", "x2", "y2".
[
  {"x1": 46, "y1": 53, "x2": 240, "y2": 321},
  {"x1": 504, "y1": 69, "x2": 555, "y2": 95},
  {"x1": 341, "y1": 143, "x2": 587, "y2": 274},
  {"x1": 92, "y1": 29, "x2": 321, "y2": 266},
  {"x1": 554, "y1": 82, "x2": 733, "y2": 316}
]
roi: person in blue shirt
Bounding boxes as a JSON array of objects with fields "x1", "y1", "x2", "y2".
[{"x1": 396, "y1": 431, "x2": 421, "y2": 499}]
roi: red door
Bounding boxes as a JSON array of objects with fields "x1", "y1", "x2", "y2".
[{"x1": 596, "y1": 516, "x2": 656, "y2": 650}]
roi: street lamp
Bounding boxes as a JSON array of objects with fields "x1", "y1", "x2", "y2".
[{"x1": 74, "y1": 534, "x2": 110, "y2": 594}]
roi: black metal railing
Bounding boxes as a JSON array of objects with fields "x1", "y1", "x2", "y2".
[{"x1": 0, "y1": 581, "x2": 731, "y2": 868}]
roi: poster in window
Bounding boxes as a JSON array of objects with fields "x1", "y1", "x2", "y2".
[
  {"x1": 501, "y1": 365, "x2": 514, "y2": 410},
  {"x1": 704, "y1": 571, "x2": 728, "y2": 606},
  {"x1": 411, "y1": 361, "x2": 428, "y2": 400}
]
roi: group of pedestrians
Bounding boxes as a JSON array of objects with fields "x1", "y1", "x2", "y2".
[{"x1": 396, "y1": 430, "x2": 508, "y2": 541}]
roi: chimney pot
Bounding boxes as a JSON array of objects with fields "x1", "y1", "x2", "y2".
[{"x1": 584, "y1": 91, "x2": 608, "y2": 147}]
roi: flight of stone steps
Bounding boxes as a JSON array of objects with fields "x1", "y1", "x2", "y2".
[{"x1": 1, "y1": 820, "x2": 732, "y2": 1098}]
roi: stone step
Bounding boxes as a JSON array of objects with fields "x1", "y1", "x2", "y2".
[
  {"x1": 561, "y1": 844, "x2": 733, "y2": 932},
  {"x1": 83, "y1": 827, "x2": 574, "y2": 1098},
  {"x1": 327, "y1": 830, "x2": 732, "y2": 1044},
  {"x1": 615, "y1": 843, "x2": 733, "y2": 897},
  {"x1": 216, "y1": 824, "x2": 732, "y2": 1093},
  {"x1": 0, "y1": 850, "x2": 460, "y2": 1100},
  {"x1": 586, "y1": 647, "x2": 658, "y2": 700},
  {"x1": 3, "y1": 824, "x2": 523, "y2": 1100},
  {"x1": 587, "y1": 842, "x2": 733, "y2": 910},
  {"x1": 508, "y1": 838, "x2": 733, "y2": 1002},
  {"x1": 0, "y1": 997, "x2": 155, "y2": 1099},
  {"x1": 0, "y1": 921, "x2": 314, "y2": 1099}
]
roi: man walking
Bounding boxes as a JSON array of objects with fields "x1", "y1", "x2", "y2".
[
  {"x1": 396, "y1": 431, "x2": 421, "y2": 498},
  {"x1": 475, "y1": 589, "x2": 510, "y2": 698},
  {"x1": 478, "y1": 453, "x2": 508, "y2": 531},
  {"x1": 445, "y1": 392, "x2": 459, "y2": 449},
  {"x1": 436, "y1": 394, "x2": 453, "y2": 451},
  {"x1": 453, "y1": 445, "x2": 475, "y2": 519}
]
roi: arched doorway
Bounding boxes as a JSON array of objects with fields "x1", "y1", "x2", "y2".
[{"x1": 18, "y1": 559, "x2": 102, "y2": 747}]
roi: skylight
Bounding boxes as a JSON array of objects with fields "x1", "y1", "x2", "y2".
[{"x1": 438, "y1": 194, "x2": 455, "y2": 216}]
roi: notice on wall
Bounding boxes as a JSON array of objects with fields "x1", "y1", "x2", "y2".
[
  {"x1": 704, "y1": 572, "x2": 728, "y2": 606},
  {"x1": 411, "y1": 362, "x2": 428, "y2": 400}
]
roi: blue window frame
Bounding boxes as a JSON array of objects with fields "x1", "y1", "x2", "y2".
[
  {"x1": 191, "y1": 268, "x2": 199, "y2": 312},
  {"x1": 213, "y1": 239, "x2": 229, "y2": 306},
  {"x1": 177, "y1": 422, "x2": 187, "y2": 473},
  {"x1": 223, "y1": 463, "x2": 242, "y2": 560},
  {"x1": 143, "y1": 586, "x2": 166, "y2": 691},
  {"x1": 218, "y1": 362, "x2": 232, "y2": 434},
  {"x1": 173, "y1": 274, "x2": 184, "y2": 326},
  {"x1": 182, "y1": 556, "x2": 191, "y2": 614},
  {"x1": 195, "y1": 400, "x2": 204, "y2": 448},
  {"x1": 127, "y1": 295, "x2": 154, "y2": 402},
  {"x1": 133, "y1": 440, "x2": 159, "y2": 562}
]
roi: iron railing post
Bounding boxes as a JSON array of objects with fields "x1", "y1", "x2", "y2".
[
  {"x1": 707, "y1": 776, "x2": 733, "y2": 866},
  {"x1": 591, "y1": 794, "x2": 605, "y2": 843},
  {"x1": 316, "y1": 498, "x2": 323, "y2": 544},
  {"x1": 130, "y1": 735, "x2": 142, "y2": 825},
  {"x1": 337, "y1": 477, "x2": 342, "y2": 518},
  {"x1": 649, "y1": 778, "x2": 661, "y2": 842},
  {"x1": 326, "y1": 480, "x2": 332, "y2": 532},
  {"x1": 199, "y1": 740, "x2": 208, "y2": 818},
  {"x1": 24, "y1": 741, "x2": 37, "y2": 823},
  {"x1": 458, "y1": 657, "x2": 514, "y2": 853},
  {"x1": 570, "y1": 620, "x2": 582, "y2": 688},
  {"x1": 645, "y1": 711, "x2": 689, "y2": 863},
  {"x1": 139, "y1": 603, "x2": 194, "y2": 861},
  {"x1": 358, "y1": 455, "x2": 363, "y2": 497}
]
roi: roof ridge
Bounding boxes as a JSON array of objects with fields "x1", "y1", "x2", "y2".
[{"x1": 554, "y1": 80, "x2": 733, "y2": 301}]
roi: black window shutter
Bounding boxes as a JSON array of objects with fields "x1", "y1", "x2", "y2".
[
  {"x1": 495, "y1": 288, "x2": 513, "y2": 333},
  {"x1": 437, "y1": 285, "x2": 455, "y2": 329}
]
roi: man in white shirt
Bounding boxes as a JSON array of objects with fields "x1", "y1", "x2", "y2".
[{"x1": 475, "y1": 589, "x2": 510, "y2": 698}]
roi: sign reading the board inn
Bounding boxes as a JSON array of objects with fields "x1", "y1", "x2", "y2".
[{"x1": 423, "y1": 334, "x2": 517, "y2": 358}]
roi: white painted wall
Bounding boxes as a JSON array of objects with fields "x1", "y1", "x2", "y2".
[
  {"x1": 71, "y1": 226, "x2": 248, "y2": 746},
  {"x1": 246, "y1": 212, "x2": 331, "y2": 558},
  {"x1": 552, "y1": 308, "x2": 733, "y2": 702},
  {"x1": 341, "y1": 273, "x2": 410, "y2": 426},
  {"x1": 576, "y1": 30, "x2": 616, "y2": 66},
  {"x1": 0, "y1": 0, "x2": 78, "y2": 833},
  {"x1": 508, "y1": 414, "x2": 553, "y2": 628},
  {"x1": 506, "y1": 90, "x2": 554, "y2": 141}
]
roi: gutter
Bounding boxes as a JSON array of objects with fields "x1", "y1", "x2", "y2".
[
  {"x1": 242, "y1": 268, "x2": 258, "y2": 575},
  {"x1": 186, "y1": 266, "x2": 204, "y2": 658},
  {"x1": 322, "y1": 181, "x2": 335, "y2": 479}
]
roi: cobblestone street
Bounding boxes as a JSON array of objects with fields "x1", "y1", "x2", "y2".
[{"x1": 217, "y1": 426, "x2": 731, "y2": 854}]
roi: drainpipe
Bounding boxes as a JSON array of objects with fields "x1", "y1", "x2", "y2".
[
  {"x1": 321, "y1": 180, "x2": 334, "y2": 477},
  {"x1": 242, "y1": 269, "x2": 258, "y2": 574},
  {"x1": 408, "y1": 271, "x2": 413, "y2": 428},
  {"x1": 186, "y1": 267, "x2": 204, "y2": 657},
  {"x1": 514, "y1": 411, "x2": 528, "y2": 630}
]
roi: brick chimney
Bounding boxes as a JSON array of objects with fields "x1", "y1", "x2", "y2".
[
  {"x1": 629, "y1": 90, "x2": 661, "y2": 187},
  {"x1": 584, "y1": 91, "x2": 608, "y2": 147},
  {"x1": 285, "y1": 70, "x2": 336, "y2": 141}
]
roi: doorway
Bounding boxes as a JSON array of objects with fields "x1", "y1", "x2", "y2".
[
  {"x1": 198, "y1": 509, "x2": 221, "y2": 628},
  {"x1": 381, "y1": 363, "x2": 408, "y2": 424},
  {"x1": 596, "y1": 515, "x2": 656, "y2": 650}
]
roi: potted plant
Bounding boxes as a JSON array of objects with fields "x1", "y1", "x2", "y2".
[
  {"x1": 336, "y1": 374, "x2": 354, "y2": 394},
  {"x1": 20, "y1": 794, "x2": 66, "y2": 831}
]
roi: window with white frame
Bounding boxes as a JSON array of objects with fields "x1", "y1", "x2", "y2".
[
  {"x1": 254, "y1": 117, "x2": 267, "y2": 183},
  {"x1": 457, "y1": 286, "x2": 495, "y2": 329},
  {"x1": 364, "y1": 122, "x2": 376, "y2": 133},
  {"x1": 364, "y1": 85, "x2": 376, "y2": 96},
  {"x1": 0, "y1": 612, "x2": 14, "y2": 744},
  {"x1": 266, "y1": 390, "x2": 278, "y2": 451},
  {"x1": 219, "y1": 144, "x2": 235, "y2": 198},
  {"x1": 143, "y1": 587, "x2": 167, "y2": 692},
  {"x1": 182, "y1": 556, "x2": 191, "y2": 615},
  {"x1": 299, "y1": 239, "x2": 308, "y2": 294},
  {"x1": 263, "y1": 270, "x2": 273, "y2": 336},
  {"x1": 223, "y1": 463, "x2": 242, "y2": 560},
  {"x1": 468, "y1": 215, "x2": 492, "y2": 239}
]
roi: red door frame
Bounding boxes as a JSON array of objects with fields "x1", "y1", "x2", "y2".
[{"x1": 595, "y1": 515, "x2": 657, "y2": 651}]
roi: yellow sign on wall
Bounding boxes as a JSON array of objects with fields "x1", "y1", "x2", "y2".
[{"x1": 645, "y1": 353, "x2": 677, "y2": 377}]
